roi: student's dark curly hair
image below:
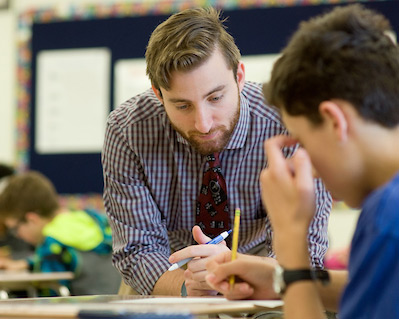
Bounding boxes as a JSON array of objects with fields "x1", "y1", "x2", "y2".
[{"x1": 265, "y1": 4, "x2": 399, "y2": 128}]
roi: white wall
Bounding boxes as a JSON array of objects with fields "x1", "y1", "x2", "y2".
[
  {"x1": 328, "y1": 206, "x2": 360, "y2": 250},
  {"x1": 0, "y1": 8, "x2": 16, "y2": 165}
]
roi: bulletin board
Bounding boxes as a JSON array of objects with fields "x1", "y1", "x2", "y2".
[{"x1": 16, "y1": 0, "x2": 399, "y2": 203}]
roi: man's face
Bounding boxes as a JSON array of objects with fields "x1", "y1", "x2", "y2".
[{"x1": 154, "y1": 48, "x2": 245, "y2": 155}]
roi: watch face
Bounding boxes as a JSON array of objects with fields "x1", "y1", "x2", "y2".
[{"x1": 272, "y1": 264, "x2": 285, "y2": 295}]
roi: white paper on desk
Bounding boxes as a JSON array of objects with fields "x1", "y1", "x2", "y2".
[
  {"x1": 114, "y1": 297, "x2": 283, "y2": 308},
  {"x1": 35, "y1": 47, "x2": 110, "y2": 154},
  {"x1": 114, "y1": 297, "x2": 234, "y2": 304},
  {"x1": 254, "y1": 300, "x2": 284, "y2": 308}
]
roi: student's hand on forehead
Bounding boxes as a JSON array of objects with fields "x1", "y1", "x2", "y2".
[
  {"x1": 264, "y1": 135, "x2": 298, "y2": 174},
  {"x1": 260, "y1": 135, "x2": 316, "y2": 242},
  {"x1": 264, "y1": 135, "x2": 320, "y2": 178}
]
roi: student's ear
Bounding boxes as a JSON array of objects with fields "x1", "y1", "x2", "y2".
[
  {"x1": 236, "y1": 61, "x2": 246, "y2": 92},
  {"x1": 319, "y1": 101, "x2": 348, "y2": 142},
  {"x1": 152, "y1": 85, "x2": 164, "y2": 104}
]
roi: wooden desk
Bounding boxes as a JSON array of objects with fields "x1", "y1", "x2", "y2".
[
  {"x1": 0, "y1": 295, "x2": 283, "y2": 318},
  {"x1": 0, "y1": 271, "x2": 74, "y2": 299}
]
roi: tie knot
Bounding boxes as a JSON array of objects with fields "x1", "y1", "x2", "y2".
[{"x1": 206, "y1": 153, "x2": 220, "y2": 168}]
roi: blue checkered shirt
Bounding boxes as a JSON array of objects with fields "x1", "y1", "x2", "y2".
[{"x1": 102, "y1": 81, "x2": 332, "y2": 295}]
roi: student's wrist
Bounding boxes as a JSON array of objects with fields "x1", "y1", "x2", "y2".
[
  {"x1": 274, "y1": 235, "x2": 310, "y2": 269},
  {"x1": 278, "y1": 256, "x2": 310, "y2": 269}
]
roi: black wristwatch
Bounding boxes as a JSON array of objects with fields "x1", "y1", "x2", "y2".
[{"x1": 273, "y1": 264, "x2": 330, "y2": 296}]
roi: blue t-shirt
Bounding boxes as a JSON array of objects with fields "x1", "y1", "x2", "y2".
[{"x1": 340, "y1": 173, "x2": 399, "y2": 318}]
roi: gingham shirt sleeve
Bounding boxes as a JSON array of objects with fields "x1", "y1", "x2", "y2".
[
  {"x1": 308, "y1": 178, "x2": 332, "y2": 268},
  {"x1": 102, "y1": 114, "x2": 170, "y2": 295}
]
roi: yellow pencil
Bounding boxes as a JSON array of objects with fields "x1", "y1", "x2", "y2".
[{"x1": 229, "y1": 208, "x2": 241, "y2": 290}]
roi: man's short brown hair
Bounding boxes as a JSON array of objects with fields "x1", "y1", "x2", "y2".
[
  {"x1": 145, "y1": 7, "x2": 241, "y2": 91},
  {"x1": 0, "y1": 171, "x2": 59, "y2": 220}
]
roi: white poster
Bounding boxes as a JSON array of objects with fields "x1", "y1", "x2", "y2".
[
  {"x1": 114, "y1": 58, "x2": 150, "y2": 108},
  {"x1": 241, "y1": 53, "x2": 281, "y2": 84},
  {"x1": 35, "y1": 47, "x2": 110, "y2": 154}
]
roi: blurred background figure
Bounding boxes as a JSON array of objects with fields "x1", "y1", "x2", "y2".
[
  {"x1": 0, "y1": 164, "x2": 35, "y2": 260},
  {"x1": 0, "y1": 170, "x2": 120, "y2": 296}
]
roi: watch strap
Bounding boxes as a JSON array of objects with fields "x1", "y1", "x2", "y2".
[
  {"x1": 314, "y1": 269, "x2": 330, "y2": 285},
  {"x1": 278, "y1": 268, "x2": 330, "y2": 295},
  {"x1": 283, "y1": 268, "x2": 315, "y2": 287}
]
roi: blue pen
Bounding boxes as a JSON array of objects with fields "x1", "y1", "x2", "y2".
[{"x1": 168, "y1": 229, "x2": 232, "y2": 271}]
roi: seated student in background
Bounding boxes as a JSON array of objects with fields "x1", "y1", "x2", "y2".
[
  {"x1": 206, "y1": 4, "x2": 399, "y2": 319},
  {"x1": 0, "y1": 163, "x2": 34, "y2": 260},
  {"x1": 0, "y1": 171, "x2": 120, "y2": 296}
]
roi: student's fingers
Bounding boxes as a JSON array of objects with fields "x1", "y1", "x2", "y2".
[
  {"x1": 187, "y1": 255, "x2": 209, "y2": 273},
  {"x1": 185, "y1": 268, "x2": 207, "y2": 282},
  {"x1": 206, "y1": 251, "x2": 233, "y2": 271},
  {"x1": 206, "y1": 273, "x2": 254, "y2": 300},
  {"x1": 292, "y1": 149, "x2": 317, "y2": 220},
  {"x1": 206, "y1": 252, "x2": 254, "y2": 274},
  {"x1": 189, "y1": 250, "x2": 244, "y2": 273},
  {"x1": 206, "y1": 259, "x2": 244, "y2": 285},
  {"x1": 0, "y1": 258, "x2": 12, "y2": 269},
  {"x1": 223, "y1": 282, "x2": 254, "y2": 300},
  {"x1": 292, "y1": 148, "x2": 314, "y2": 192},
  {"x1": 264, "y1": 135, "x2": 297, "y2": 170}
]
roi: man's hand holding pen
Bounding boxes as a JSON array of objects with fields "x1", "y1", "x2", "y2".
[{"x1": 168, "y1": 226, "x2": 231, "y2": 296}]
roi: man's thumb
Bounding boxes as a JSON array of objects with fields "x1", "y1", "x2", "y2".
[{"x1": 192, "y1": 225, "x2": 212, "y2": 244}]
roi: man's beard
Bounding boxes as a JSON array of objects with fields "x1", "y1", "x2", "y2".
[{"x1": 170, "y1": 95, "x2": 240, "y2": 155}]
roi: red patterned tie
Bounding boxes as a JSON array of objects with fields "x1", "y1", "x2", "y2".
[{"x1": 196, "y1": 153, "x2": 230, "y2": 238}]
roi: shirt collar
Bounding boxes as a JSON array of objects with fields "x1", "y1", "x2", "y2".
[
  {"x1": 172, "y1": 91, "x2": 250, "y2": 150},
  {"x1": 225, "y1": 92, "x2": 249, "y2": 150}
]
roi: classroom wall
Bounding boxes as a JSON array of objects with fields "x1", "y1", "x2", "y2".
[
  {"x1": 2, "y1": 0, "x2": 398, "y2": 167},
  {"x1": 0, "y1": 0, "x2": 143, "y2": 165},
  {"x1": 0, "y1": 0, "x2": 396, "y2": 249}
]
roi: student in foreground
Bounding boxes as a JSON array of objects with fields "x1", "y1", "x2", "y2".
[
  {"x1": 206, "y1": 4, "x2": 399, "y2": 318},
  {"x1": 0, "y1": 171, "x2": 120, "y2": 296}
]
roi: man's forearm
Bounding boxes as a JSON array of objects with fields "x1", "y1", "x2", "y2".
[
  {"x1": 316, "y1": 269, "x2": 348, "y2": 312},
  {"x1": 152, "y1": 268, "x2": 185, "y2": 295}
]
